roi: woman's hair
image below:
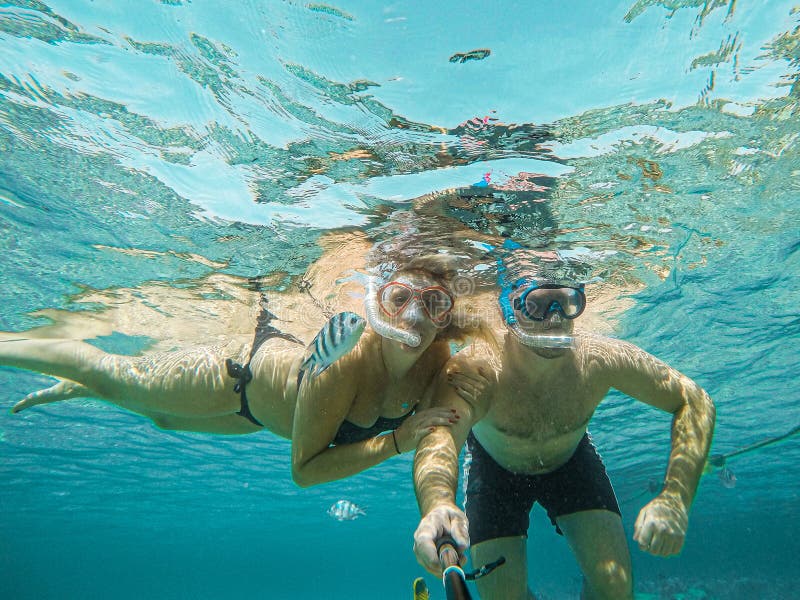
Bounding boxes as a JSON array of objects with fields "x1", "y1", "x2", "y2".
[
  {"x1": 365, "y1": 209, "x2": 500, "y2": 348},
  {"x1": 395, "y1": 253, "x2": 460, "y2": 282}
]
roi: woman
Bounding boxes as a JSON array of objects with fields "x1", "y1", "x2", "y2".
[{"x1": 1, "y1": 255, "x2": 481, "y2": 487}]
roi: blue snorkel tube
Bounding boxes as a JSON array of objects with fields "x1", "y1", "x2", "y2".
[{"x1": 493, "y1": 240, "x2": 576, "y2": 350}]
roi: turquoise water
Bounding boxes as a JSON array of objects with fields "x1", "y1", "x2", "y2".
[{"x1": 1, "y1": 1, "x2": 799, "y2": 598}]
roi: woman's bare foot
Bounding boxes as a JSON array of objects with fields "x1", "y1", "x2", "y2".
[{"x1": 11, "y1": 380, "x2": 92, "y2": 413}]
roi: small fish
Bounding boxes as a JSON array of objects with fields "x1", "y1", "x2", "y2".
[
  {"x1": 719, "y1": 467, "x2": 737, "y2": 488},
  {"x1": 327, "y1": 499, "x2": 366, "y2": 521},
  {"x1": 448, "y1": 48, "x2": 491, "y2": 64},
  {"x1": 412, "y1": 578, "x2": 430, "y2": 600},
  {"x1": 306, "y1": 3, "x2": 354, "y2": 21},
  {"x1": 299, "y1": 312, "x2": 366, "y2": 382}
]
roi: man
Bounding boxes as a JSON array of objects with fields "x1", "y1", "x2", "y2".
[{"x1": 412, "y1": 276, "x2": 715, "y2": 599}]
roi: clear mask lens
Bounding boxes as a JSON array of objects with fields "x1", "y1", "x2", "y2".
[
  {"x1": 520, "y1": 286, "x2": 585, "y2": 321},
  {"x1": 420, "y1": 289, "x2": 453, "y2": 321},
  {"x1": 378, "y1": 282, "x2": 453, "y2": 323},
  {"x1": 380, "y1": 285, "x2": 413, "y2": 316}
]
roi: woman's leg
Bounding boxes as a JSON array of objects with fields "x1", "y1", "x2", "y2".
[
  {"x1": 1, "y1": 337, "x2": 239, "y2": 418},
  {"x1": 11, "y1": 379, "x2": 265, "y2": 435},
  {"x1": 151, "y1": 413, "x2": 266, "y2": 435}
]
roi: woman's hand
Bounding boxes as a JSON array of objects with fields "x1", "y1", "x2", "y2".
[
  {"x1": 447, "y1": 366, "x2": 490, "y2": 405},
  {"x1": 394, "y1": 407, "x2": 460, "y2": 453}
]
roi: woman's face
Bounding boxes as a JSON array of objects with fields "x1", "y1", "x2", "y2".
[{"x1": 377, "y1": 272, "x2": 454, "y2": 352}]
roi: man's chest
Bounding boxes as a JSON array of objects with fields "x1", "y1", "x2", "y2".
[{"x1": 487, "y1": 369, "x2": 602, "y2": 439}]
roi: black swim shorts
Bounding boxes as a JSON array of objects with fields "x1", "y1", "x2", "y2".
[{"x1": 463, "y1": 431, "x2": 621, "y2": 545}]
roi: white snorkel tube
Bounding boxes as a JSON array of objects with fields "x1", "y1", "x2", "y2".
[
  {"x1": 507, "y1": 324, "x2": 576, "y2": 349},
  {"x1": 364, "y1": 277, "x2": 422, "y2": 348}
]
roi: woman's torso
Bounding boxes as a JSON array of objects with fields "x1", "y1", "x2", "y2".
[{"x1": 248, "y1": 334, "x2": 450, "y2": 441}]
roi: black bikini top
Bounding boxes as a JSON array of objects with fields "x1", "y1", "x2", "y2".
[{"x1": 332, "y1": 408, "x2": 416, "y2": 446}]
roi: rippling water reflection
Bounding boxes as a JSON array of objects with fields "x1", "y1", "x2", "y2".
[{"x1": 1, "y1": 1, "x2": 798, "y2": 598}]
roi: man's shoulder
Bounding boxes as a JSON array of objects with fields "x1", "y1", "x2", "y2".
[
  {"x1": 449, "y1": 339, "x2": 501, "y2": 380},
  {"x1": 574, "y1": 331, "x2": 656, "y2": 373},
  {"x1": 575, "y1": 331, "x2": 641, "y2": 353}
]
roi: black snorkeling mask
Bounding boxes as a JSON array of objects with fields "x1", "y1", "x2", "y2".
[{"x1": 512, "y1": 282, "x2": 586, "y2": 322}]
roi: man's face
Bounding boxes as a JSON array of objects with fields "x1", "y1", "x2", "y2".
[
  {"x1": 511, "y1": 305, "x2": 576, "y2": 339},
  {"x1": 509, "y1": 283, "x2": 585, "y2": 334}
]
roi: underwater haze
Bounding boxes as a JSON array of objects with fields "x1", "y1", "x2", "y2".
[{"x1": 1, "y1": 1, "x2": 799, "y2": 598}]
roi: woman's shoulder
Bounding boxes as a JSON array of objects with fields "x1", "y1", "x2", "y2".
[{"x1": 326, "y1": 329, "x2": 381, "y2": 380}]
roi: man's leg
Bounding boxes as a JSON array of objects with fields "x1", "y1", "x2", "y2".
[
  {"x1": 471, "y1": 536, "x2": 537, "y2": 600},
  {"x1": 462, "y1": 432, "x2": 539, "y2": 600},
  {"x1": 556, "y1": 509, "x2": 633, "y2": 600}
]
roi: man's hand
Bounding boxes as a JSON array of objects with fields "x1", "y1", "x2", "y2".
[
  {"x1": 633, "y1": 494, "x2": 689, "y2": 556},
  {"x1": 413, "y1": 504, "x2": 470, "y2": 575}
]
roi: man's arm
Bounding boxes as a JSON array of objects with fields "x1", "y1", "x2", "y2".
[
  {"x1": 413, "y1": 354, "x2": 492, "y2": 573},
  {"x1": 599, "y1": 337, "x2": 716, "y2": 555}
]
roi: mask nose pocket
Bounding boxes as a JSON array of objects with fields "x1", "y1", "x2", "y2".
[{"x1": 403, "y1": 300, "x2": 424, "y2": 323}]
